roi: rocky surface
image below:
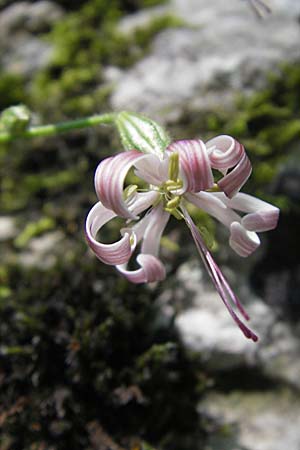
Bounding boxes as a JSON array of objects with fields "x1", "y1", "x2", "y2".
[
  {"x1": 174, "y1": 259, "x2": 300, "y2": 387},
  {"x1": 172, "y1": 258, "x2": 300, "y2": 450},
  {"x1": 111, "y1": 0, "x2": 300, "y2": 120},
  {"x1": 0, "y1": 1, "x2": 63, "y2": 76},
  {"x1": 200, "y1": 389, "x2": 300, "y2": 450}
]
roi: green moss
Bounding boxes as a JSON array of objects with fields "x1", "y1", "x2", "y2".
[
  {"x1": 0, "y1": 73, "x2": 27, "y2": 109},
  {"x1": 31, "y1": 0, "x2": 181, "y2": 118}
]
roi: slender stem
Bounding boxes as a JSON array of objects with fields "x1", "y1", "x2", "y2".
[{"x1": 0, "y1": 113, "x2": 116, "y2": 143}]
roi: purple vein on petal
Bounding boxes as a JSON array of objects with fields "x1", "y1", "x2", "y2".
[{"x1": 181, "y1": 207, "x2": 258, "y2": 342}]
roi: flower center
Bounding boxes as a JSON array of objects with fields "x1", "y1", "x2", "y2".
[{"x1": 161, "y1": 152, "x2": 184, "y2": 220}]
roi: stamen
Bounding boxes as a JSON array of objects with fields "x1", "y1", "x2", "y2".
[
  {"x1": 164, "y1": 207, "x2": 183, "y2": 220},
  {"x1": 165, "y1": 179, "x2": 183, "y2": 192},
  {"x1": 123, "y1": 184, "x2": 138, "y2": 200},
  {"x1": 206, "y1": 183, "x2": 222, "y2": 193},
  {"x1": 166, "y1": 195, "x2": 181, "y2": 210},
  {"x1": 168, "y1": 152, "x2": 179, "y2": 181}
]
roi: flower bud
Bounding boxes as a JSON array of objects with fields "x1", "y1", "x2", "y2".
[
  {"x1": 0, "y1": 105, "x2": 31, "y2": 134},
  {"x1": 115, "y1": 111, "x2": 170, "y2": 159}
]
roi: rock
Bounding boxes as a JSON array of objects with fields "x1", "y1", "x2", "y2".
[
  {"x1": 0, "y1": 216, "x2": 17, "y2": 240},
  {"x1": 18, "y1": 230, "x2": 64, "y2": 269},
  {"x1": 0, "y1": 1, "x2": 63, "y2": 76},
  {"x1": 111, "y1": 0, "x2": 300, "y2": 121},
  {"x1": 0, "y1": 1, "x2": 63, "y2": 35},
  {"x1": 174, "y1": 259, "x2": 300, "y2": 389},
  {"x1": 200, "y1": 389, "x2": 300, "y2": 450}
]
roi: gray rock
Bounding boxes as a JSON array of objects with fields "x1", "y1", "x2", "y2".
[
  {"x1": 174, "y1": 259, "x2": 300, "y2": 389},
  {"x1": 0, "y1": 216, "x2": 17, "y2": 240},
  {"x1": 0, "y1": 1, "x2": 63, "y2": 35},
  {"x1": 111, "y1": 0, "x2": 300, "y2": 121},
  {"x1": 200, "y1": 389, "x2": 300, "y2": 450},
  {"x1": 18, "y1": 230, "x2": 64, "y2": 269},
  {"x1": 0, "y1": 1, "x2": 63, "y2": 76}
]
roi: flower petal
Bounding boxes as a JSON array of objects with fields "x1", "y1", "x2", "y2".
[
  {"x1": 117, "y1": 254, "x2": 166, "y2": 283},
  {"x1": 134, "y1": 153, "x2": 169, "y2": 186},
  {"x1": 217, "y1": 153, "x2": 252, "y2": 198},
  {"x1": 94, "y1": 150, "x2": 145, "y2": 219},
  {"x1": 206, "y1": 135, "x2": 252, "y2": 198},
  {"x1": 229, "y1": 222, "x2": 260, "y2": 257},
  {"x1": 206, "y1": 135, "x2": 244, "y2": 170},
  {"x1": 185, "y1": 191, "x2": 241, "y2": 228},
  {"x1": 85, "y1": 202, "x2": 135, "y2": 265},
  {"x1": 182, "y1": 207, "x2": 258, "y2": 342},
  {"x1": 210, "y1": 192, "x2": 280, "y2": 232},
  {"x1": 186, "y1": 191, "x2": 261, "y2": 257},
  {"x1": 118, "y1": 204, "x2": 169, "y2": 283},
  {"x1": 141, "y1": 204, "x2": 170, "y2": 256},
  {"x1": 167, "y1": 140, "x2": 214, "y2": 192}
]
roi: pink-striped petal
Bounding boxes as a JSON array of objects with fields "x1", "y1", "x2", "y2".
[
  {"x1": 117, "y1": 254, "x2": 166, "y2": 283},
  {"x1": 94, "y1": 150, "x2": 145, "y2": 219},
  {"x1": 206, "y1": 135, "x2": 252, "y2": 198},
  {"x1": 210, "y1": 192, "x2": 280, "y2": 232},
  {"x1": 217, "y1": 152, "x2": 252, "y2": 198},
  {"x1": 182, "y1": 207, "x2": 258, "y2": 342},
  {"x1": 167, "y1": 140, "x2": 214, "y2": 193},
  {"x1": 85, "y1": 202, "x2": 135, "y2": 265},
  {"x1": 206, "y1": 135, "x2": 245, "y2": 170},
  {"x1": 229, "y1": 222, "x2": 260, "y2": 257}
]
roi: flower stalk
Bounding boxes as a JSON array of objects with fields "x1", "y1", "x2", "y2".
[{"x1": 0, "y1": 112, "x2": 116, "y2": 143}]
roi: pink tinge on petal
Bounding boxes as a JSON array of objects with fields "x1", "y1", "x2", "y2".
[
  {"x1": 242, "y1": 209, "x2": 279, "y2": 232},
  {"x1": 134, "y1": 154, "x2": 169, "y2": 186},
  {"x1": 116, "y1": 254, "x2": 166, "y2": 284},
  {"x1": 211, "y1": 192, "x2": 280, "y2": 232},
  {"x1": 94, "y1": 150, "x2": 145, "y2": 219},
  {"x1": 229, "y1": 222, "x2": 260, "y2": 257},
  {"x1": 85, "y1": 202, "x2": 135, "y2": 265},
  {"x1": 185, "y1": 191, "x2": 241, "y2": 229},
  {"x1": 182, "y1": 207, "x2": 258, "y2": 342},
  {"x1": 167, "y1": 140, "x2": 214, "y2": 192},
  {"x1": 217, "y1": 152, "x2": 252, "y2": 198},
  {"x1": 206, "y1": 135, "x2": 245, "y2": 170}
]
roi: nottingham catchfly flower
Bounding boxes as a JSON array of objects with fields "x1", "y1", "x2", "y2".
[{"x1": 85, "y1": 113, "x2": 279, "y2": 341}]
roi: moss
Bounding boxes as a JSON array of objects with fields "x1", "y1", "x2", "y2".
[
  {"x1": 0, "y1": 259, "x2": 206, "y2": 449},
  {"x1": 0, "y1": 72, "x2": 27, "y2": 110},
  {"x1": 30, "y1": 0, "x2": 182, "y2": 118}
]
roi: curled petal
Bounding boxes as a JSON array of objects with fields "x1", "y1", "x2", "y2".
[
  {"x1": 211, "y1": 192, "x2": 280, "y2": 232},
  {"x1": 229, "y1": 222, "x2": 260, "y2": 257},
  {"x1": 167, "y1": 140, "x2": 214, "y2": 192},
  {"x1": 217, "y1": 153, "x2": 252, "y2": 198},
  {"x1": 206, "y1": 135, "x2": 245, "y2": 170},
  {"x1": 186, "y1": 191, "x2": 261, "y2": 257},
  {"x1": 119, "y1": 204, "x2": 170, "y2": 283},
  {"x1": 206, "y1": 135, "x2": 252, "y2": 198},
  {"x1": 182, "y1": 207, "x2": 258, "y2": 342},
  {"x1": 94, "y1": 150, "x2": 145, "y2": 219},
  {"x1": 117, "y1": 254, "x2": 166, "y2": 283},
  {"x1": 85, "y1": 202, "x2": 135, "y2": 265}
]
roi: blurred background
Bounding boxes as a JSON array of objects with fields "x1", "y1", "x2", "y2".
[{"x1": 0, "y1": 0, "x2": 300, "y2": 449}]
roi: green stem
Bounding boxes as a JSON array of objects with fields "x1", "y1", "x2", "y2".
[{"x1": 0, "y1": 113, "x2": 116, "y2": 143}]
